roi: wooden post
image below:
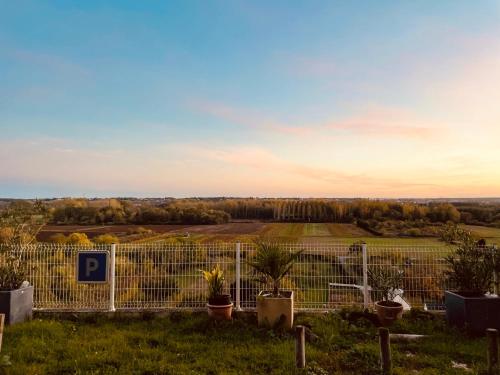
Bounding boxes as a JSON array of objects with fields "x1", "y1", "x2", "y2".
[
  {"x1": 379, "y1": 327, "x2": 392, "y2": 375},
  {"x1": 487, "y1": 328, "x2": 499, "y2": 374},
  {"x1": 0, "y1": 314, "x2": 4, "y2": 352},
  {"x1": 295, "y1": 325, "x2": 306, "y2": 369}
]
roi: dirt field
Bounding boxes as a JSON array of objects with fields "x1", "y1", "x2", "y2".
[
  {"x1": 37, "y1": 224, "x2": 193, "y2": 241},
  {"x1": 37, "y1": 222, "x2": 267, "y2": 241}
]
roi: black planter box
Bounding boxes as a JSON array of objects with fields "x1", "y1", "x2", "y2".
[
  {"x1": 0, "y1": 286, "x2": 34, "y2": 325},
  {"x1": 445, "y1": 290, "x2": 500, "y2": 334}
]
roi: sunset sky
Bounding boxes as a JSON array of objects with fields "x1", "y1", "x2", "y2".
[{"x1": 1, "y1": 1, "x2": 500, "y2": 198}]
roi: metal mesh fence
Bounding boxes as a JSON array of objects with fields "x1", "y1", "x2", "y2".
[{"x1": 0, "y1": 242, "x2": 452, "y2": 311}]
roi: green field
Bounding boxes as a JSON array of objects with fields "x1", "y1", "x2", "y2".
[
  {"x1": 2, "y1": 311, "x2": 488, "y2": 374},
  {"x1": 462, "y1": 225, "x2": 500, "y2": 240},
  {"x1": 142, "y1": 222, "x2": 454, "y2": 247}
]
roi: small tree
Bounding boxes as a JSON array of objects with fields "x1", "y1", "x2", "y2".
[
  {"x1": 440, "y1": 223, "x2": 473, "y2": 244},
  {"x1": 247, "y1": 242, "x2": 303, "y2": 297}
]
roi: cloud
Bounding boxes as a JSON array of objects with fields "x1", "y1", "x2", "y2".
[
  {"x1": 5, "y1": 48, "x2": 91, "y2": 79},
  {"x1": 325, "y1": 106, "x2": 445, "y2": 140},
  {"x1": 190, "y1": 100, "x2": 312, "y2": 136},
  {"x1": 191, "y1": 99, "x2": 444, "y2": 140},
  {"x1": 1, "y1": 137, "x2": 499, "y2": 198},
  {"x1": 185, "y1": 144, "x2": 442, "y2": 191}
]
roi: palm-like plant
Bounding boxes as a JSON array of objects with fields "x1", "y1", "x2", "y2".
[
  {"x1": 247, "y1": 242, "x2": 303, "y2": 297},
  {"x1": 200, "y1": 264, "x2": 225, "y2": 299}
]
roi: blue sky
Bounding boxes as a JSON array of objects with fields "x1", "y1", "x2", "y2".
[{"x1": 1, "y1": 1, "x2": 500, "y2": 198}]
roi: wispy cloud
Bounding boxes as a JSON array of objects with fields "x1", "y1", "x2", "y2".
[
  {"x1": 325, "y1": 106, "x2": 445, "y2": 140},
  {"x1": 191, "y1": 99, "x2": 444, "y2": 140},
  {"x1": 5, "y1": 48, "x2": 91, "y2": 79},
  {"x1": 2, "y1": 137, "x2": 499, "y2": 198},
  {"x1": 190, "y1": 100, "x2": 312, "y2": 135}
]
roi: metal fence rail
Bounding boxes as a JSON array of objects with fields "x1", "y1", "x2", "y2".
[{"x1": 0, "y1": 242, "x2": 452, "y2": 312}]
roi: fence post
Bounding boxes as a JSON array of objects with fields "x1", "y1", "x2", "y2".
[
  {"x1": 235, "y1": 242, "x2": 242, "y2": 311},
  {"x1": 493, "y1": 245, "x2": 498, "y2": 296},
  {"x1": 0, "y1": 314, "x2": 4, "y2": 352},
  {"x1": 295, "y1": 325, "x2": 306, "y2": 369},
  {"x1": 379, "y1": 327, "x2": 392, "y2": 375},
  {"x1": 109, "y1": 243, "x2": 116, "y2": 312},
  {"x1": 487, "y1": 328, "x2": 499, "y2": 374},
  {"x1": 362, "y1": 243, "x2": 369, "y2": 309}
]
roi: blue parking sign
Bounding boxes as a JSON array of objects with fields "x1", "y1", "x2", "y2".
[{"x1": 77, "y1": 251, "x2": 109, "y2": 283}]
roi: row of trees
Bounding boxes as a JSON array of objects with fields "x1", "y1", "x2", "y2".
[
  {"x1": 2, "y1": 198, "x2": 499, "y2": 226},
  {"x1": 50, "y1": 199, "x2": 230, "y2": 225}
]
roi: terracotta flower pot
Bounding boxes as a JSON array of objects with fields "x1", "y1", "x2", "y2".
[
  {"x1": 207, "y1": 302, "x2": 233, "y2": 320},
  {"x1": 375, "y1": 300, "x2": 403, "y2": 326}
]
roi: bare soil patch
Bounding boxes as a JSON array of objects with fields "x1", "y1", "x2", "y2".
[
  {"x1": 37, "y1": 224, "x2": 194, "y2": 240},
  {"x1": 38, "y1": 222, "x2": 267, "y2": 241}
]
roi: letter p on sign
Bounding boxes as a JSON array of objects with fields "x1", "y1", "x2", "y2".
[{"x1": 77, "y1": 251, "x2": 109, "y2": 283}]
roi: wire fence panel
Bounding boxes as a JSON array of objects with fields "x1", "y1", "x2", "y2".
[
  {"x1": 0, "y1": 242, "x2": 453, "y2": 311},
  {"x1": 1, "y1": 244, "x2": 111, "y2": 310},
  {"x1": 115, "y1": 243, "x2": 235, "y2": 310},
  {"x1": 363, "y1": 244, "x2": 450, "y2": 311}
]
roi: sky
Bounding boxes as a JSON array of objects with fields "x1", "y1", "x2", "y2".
[{"x1": 1, "y1": 1, "x2": 500, "y2": 198}]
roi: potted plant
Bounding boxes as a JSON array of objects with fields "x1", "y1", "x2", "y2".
[
  {"x1": 0, "y1": 202, "x2": 44, "y2": 325},
  {"x1": 444, "y1": 234, "x2": 500, "y2": 333},
  {"x1": 368, "y1": 267, "x2": 405, "y2": 326},
  {"x1": 0, "y1": 251, "x2": 33, "y2": 325},
  {"x1": 248, "y1": 242, "x2": 303, "y2": 329},
  {"x1": 200, "y1": 265, "x2": 233, "y2": 320}
]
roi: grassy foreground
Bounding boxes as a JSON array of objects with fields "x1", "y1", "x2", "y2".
[{"x1": 1, "y1": 310, "x2": 489, "y2": 374}]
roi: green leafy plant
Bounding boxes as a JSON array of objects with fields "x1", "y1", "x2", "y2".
[
  {"x1": 247, "y1": 241, "x2": 304, "y2": 297},
  {"x1": 445, "y1": 233, "x2": 495, "y2": 296},
  {"x1": 368, "y1": 267, "x2": 404, "y2": 302},
  {"x1": 200, "y1": 265, "x2": 225, "y2": 299}
]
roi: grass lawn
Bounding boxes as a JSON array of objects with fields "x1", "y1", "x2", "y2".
[{"x1": 2, "y1": 310, "x2": 489, "y2": 374}]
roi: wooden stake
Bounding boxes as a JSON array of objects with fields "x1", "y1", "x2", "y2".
[
  {"x1": 379, "y1": 327, "x2": 392, "y2": 375},
  {"x1": 0, "y1": 314, "x2": 4, "y2": 353},
  {"x1": 295, "y1": 325, "x2": 306, "y2": 369},
  {"x1": 487, "y1": 328, "x2": 499, "y2": 375}
]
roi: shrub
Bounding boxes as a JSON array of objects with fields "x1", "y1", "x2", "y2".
[
  {"x1": 440, "y1": 223, "x2": 472, "y2": 244},
  {"x1": 445, "y1": 233, "x2": 495, "y2": 296},
  {"x1": 368, "y1": 266, "x2": 404, "y2": 302},
  {"x1": 48, "y1": 233, "x2": 68, "y2": 244},
  {"x1": 66, "y1": 233, "x2": 92, "y2": 245},
  {"x1": 406, "y1": 228, "x2": 421, "y2": 237},
  {"x1": 0, "y1": 254, "x2": 26, "y2": 291},
  {"x1": 93, "y1": 234, "x2": 119, "y2": 244}
]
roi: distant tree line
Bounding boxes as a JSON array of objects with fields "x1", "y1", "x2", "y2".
[
  {"x1": 1, "y1": 198, "x2": 500, "y2": 227},
  {"x1": 48, "y1": 199, "x2": 230, "y2": 225}
]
